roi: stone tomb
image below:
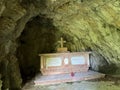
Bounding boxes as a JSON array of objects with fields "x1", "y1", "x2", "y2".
[{"x1": 39, "y1": 52, "x2": 90, "y2": 75}]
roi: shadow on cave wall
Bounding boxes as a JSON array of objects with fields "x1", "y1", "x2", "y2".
[
  {"x1": 89, "y1": 52, "x2": 118, "y2": 74},
  {"x1": 16, "y1": 16, "x2": 59, "y2": 81}
]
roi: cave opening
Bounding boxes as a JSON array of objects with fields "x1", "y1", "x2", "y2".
[
  {"x1": 16, "y1": 15, "x2": 118, "y2": 83},
  {"x1": 15, "y1": 15, "x2": 120, "y2": 88},
  {"x1": 16, "y1": 16, "x2": 60, "y2": 82}
]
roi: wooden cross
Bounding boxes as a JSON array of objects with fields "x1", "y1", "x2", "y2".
[{"x1": 58, "y1": 37, "x2": 66, "y2": 48}]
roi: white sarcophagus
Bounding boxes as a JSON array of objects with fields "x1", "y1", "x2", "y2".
[{"x1": 39, "y1": 52, "x2": 90, "y2": 75}]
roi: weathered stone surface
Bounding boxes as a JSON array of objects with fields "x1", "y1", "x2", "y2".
[
  {"x1": 0, "y1": 74, "x2": 2, "y2": 90},
  {"x1": 0, "y1": 0, "x2": 26, "y2": 89},
  {"x1": 0, "y1": 0, "x2": 120, "y2": 89}
]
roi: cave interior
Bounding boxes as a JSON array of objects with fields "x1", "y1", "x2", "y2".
[{"x1": 0, "y1": 0, "x2": 120, "y2": 89}]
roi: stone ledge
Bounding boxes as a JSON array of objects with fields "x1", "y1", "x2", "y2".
[{"x1": 34, "y1": 70, "x2": 105, "y2": 86}]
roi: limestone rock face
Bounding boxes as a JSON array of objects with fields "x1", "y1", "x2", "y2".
[
  {"x1": 0, "y1": 0, "x2": 26, "y2": 89},
  {"x1": 0, "y1": 0, "x2": 120, "y2": 89}
]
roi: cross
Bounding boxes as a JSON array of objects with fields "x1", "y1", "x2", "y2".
[{"x1": 58, "y1": 37, "x2": 66, "y2": 48}]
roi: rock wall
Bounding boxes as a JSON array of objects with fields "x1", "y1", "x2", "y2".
[
  {"x1": 0, "y1": 74, "x2": 2, "y2": 90},
  {"x1": 0, "y1": 0, "x2": 120, "y2": 89},
  {"x1": 0, "y1": 0, "x2": 30, "y2": 89}
]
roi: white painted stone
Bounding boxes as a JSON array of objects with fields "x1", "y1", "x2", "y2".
[
  {"x1": 46, "y1": 57, "x2": 62, "y2": 67},
  {"x1": 71, "y1": 56, "x2": 85, "y2": 65}
]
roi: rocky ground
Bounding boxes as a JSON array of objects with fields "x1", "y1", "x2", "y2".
[{"x1": 22, "y1": 76, "x2": 120, "y2": 90}]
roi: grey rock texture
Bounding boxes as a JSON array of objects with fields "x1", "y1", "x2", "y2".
[{"x1": 0, "y1": 0, "x2": 120, "y2": 89}]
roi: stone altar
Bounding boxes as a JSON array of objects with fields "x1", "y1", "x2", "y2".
[
  {"x1": 39, "y1": 52, "x2": 90, "y2": 75},
  {"x1": 39, "y1": 37, "x2": 90, "y2": 75}
]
